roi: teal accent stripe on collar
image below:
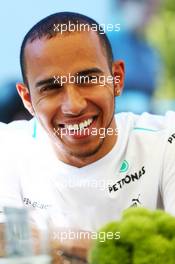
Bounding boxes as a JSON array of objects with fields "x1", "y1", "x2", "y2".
[
  {"x1": 133, "y1": 127, "x2": 160, "y2": 132},
  {"x1": 32, "y1": 118, "x2": 37, "y2": 138}
]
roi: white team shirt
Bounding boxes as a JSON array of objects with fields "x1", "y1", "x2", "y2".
[{"x1": 0, "y1": 112, "x2": 175, "y2": 231}]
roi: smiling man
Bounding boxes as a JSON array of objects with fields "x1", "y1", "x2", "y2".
[
  {"x1": 16, "y1": 13, "x2": 124, "y2": 168},
  {"x1": 0, "y1": 12, "x2": 175, "y2": 236}
]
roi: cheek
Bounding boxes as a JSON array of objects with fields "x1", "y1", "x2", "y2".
[
  {"x1": 33, "y1": 96, "x2": 60, "y2": 125},
  {"x1": 98, "y1": 87, "x2": 115, "y2": 122},
  {"x1": 92, "y1": 86, "x2": 115, "y2": 110}
]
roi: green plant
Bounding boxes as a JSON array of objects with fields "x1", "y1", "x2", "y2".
[
  {"x1": 147, "y1": 0, "x2": 175, "y2": 98},
  {"x1": 89, "y1": 208, "x2": 175, "y2": 264}
]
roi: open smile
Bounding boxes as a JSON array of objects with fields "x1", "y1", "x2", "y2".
[{"x1": 55, "y1": 116, "x2": 98, "y2": 139}]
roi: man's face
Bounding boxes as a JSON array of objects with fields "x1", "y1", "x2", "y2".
[{"x1": 18, "y1": 30, "x2": 124, "y2": 166}]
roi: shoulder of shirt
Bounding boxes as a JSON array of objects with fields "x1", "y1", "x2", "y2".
[
  {"x1": 115, "y1": 111, "x2": 175, "y2": 132},
  {"x1": 0, "y1": 118, "x2": 35, "y2": 154},
  {"x1": 0, "y1": 118, "x2": 34, "y2": 135}
]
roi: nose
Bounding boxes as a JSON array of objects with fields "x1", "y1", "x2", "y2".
[{"x1": 61, "y1": 85, "x2": 87, "y2": 116}]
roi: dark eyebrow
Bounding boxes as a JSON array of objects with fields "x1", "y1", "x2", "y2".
[
  {"x1": 35, "y1": 78, "x2": 55, "y2": 88},
  {"x1": 76, "y1": 68, "x2": 103, "y2": 76},
  {"x1": 35, "y1": 68, "x2": 103, "y2": 88}
]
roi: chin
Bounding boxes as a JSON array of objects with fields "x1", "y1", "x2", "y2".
[{"x1": 66, "y1": 138, "x2": 104, "y2": 159}]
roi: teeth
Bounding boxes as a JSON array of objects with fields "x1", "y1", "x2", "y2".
[
  {"x1": 87, "y1": 119, "x2": 92, "y2": 126},
  {"x1": 79, "y1": 122, "x2": 84, "y2": 130},
  {"x1": 73, "y1": 124, "x2": 79, "y2": 130},
  {"x1": 64, "y1": 118, "x2": 93, "y2": 131}
]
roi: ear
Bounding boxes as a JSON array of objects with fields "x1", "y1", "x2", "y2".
[
  {"x1": 16, "y1": 83, "x2": 35, "y2": 116},
  {"x1": 112, "y1": 60, "x2": 125, "y2": 97}
]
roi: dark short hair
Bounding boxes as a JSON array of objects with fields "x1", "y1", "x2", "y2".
[{"x1": 20, "y1": 12, "x2": 114, "y2": 86}]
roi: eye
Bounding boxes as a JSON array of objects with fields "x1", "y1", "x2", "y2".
[
  {"x1": 40, "y1": 83, "x2": 62, "y2": 92},
  {"x1": 76, "y1": 75, "x2": 99, "y2": 86},
  {"x1": 88, "y1": 75, "x2": 97, "y2": 81}
]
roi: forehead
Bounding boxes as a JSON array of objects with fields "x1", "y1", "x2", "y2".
[{"x1": 24, "y1": 31, "x2": 109, "y2": 83}]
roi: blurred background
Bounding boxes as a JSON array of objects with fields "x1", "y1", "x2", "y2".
[{"x1": 0, "y1": 0, "x2": 175, "y2": 123}]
